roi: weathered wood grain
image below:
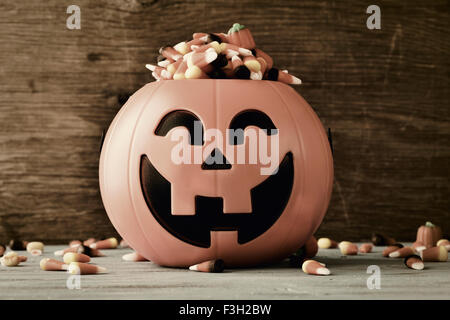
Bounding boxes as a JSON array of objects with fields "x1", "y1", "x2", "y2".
[{"x1": 0, "y1": 0, "x2": 448, "y2": 243}]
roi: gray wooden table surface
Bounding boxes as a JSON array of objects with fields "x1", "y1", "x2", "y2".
[{"x1": 0, "y1": 244, "x2": 448, "y2": 300}]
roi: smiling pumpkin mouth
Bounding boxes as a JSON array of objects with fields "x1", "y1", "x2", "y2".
[{"x1": 139, "y1": 152, "x2": 294, "y2": 248}]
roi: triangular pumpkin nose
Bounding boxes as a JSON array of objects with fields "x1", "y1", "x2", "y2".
[{"x1": 201, "y1": 148, "x2": 231, "y2": 170}]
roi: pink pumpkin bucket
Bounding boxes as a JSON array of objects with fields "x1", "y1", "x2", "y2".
[{"x1": 99, "y1": 79, "x2": 333, "y2": 267}]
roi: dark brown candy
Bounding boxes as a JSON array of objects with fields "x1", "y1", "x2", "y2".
[
  {"x1": 234, "y1": 65, "x2": 250, "y2": 79},
  {"x1": 8, "y1": 239, "x2": 28, "y2": 251},
  {"x1": 371, "y1": 233, "x2": 396, "y2": 246}
]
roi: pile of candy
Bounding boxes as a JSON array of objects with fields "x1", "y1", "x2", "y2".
[{"x1": 146, "y1": 23, "x2": 301, "y2": 85}]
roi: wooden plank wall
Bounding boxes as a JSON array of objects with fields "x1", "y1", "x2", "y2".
[{"x1": 0, "y1": 0, "x2": 448, "y2": 243}]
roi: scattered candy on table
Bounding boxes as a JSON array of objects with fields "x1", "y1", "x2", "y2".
[
  {"x1": 54, "y1": 244, "x2": 104, "y2": 257},
  {"x1": 26, "y1": 241, "x2": 44, "y2": 256},
  {"x1": 359, "y1": 243, "x2": 373, "y2": 253},
  {"x1": 0, "y1": 251, "x2": 24, "y2": 267},
  {"x1": 382, "y1": 243, "x2": 403, "y2": 257},
  {"x1": 40, "y1": 258, "x2": 68, "y2": 271},
  {"x1": 420, "y1": 246, "x2": 447, "y2": 262},
  {"x1": 63, "y1": 252, "x2": 91, "y2": 264},
  {"x1": 122, "y1": 251, "x2": 148, "y2": 262},
  {"x1": 437, "y1": 239, "x2": 450, "y2": 251},
  {"x1": 340, "y1": 242, "x2": 358, "y2": 255},
  {"x1": 67, "y1": 262, "x2": 108, "y2": 275},
  {"x1": 83, "y1": 238, "x2": 96, "y2": 246},
  {"x1": 189, "y1": 259, "x2": 225, "y2": 273},
  {"x1": 302, "y1": 259, "x2": 330, "y2": 276},
  {"x1": 317, "y1": 237, "x2": 338, "y2": 249},
  {"x1": 69, "y1": 240, "x2": 82, "y2": 248},
  {"x1": 389, "y1": 246, "x2": 414, "y2": 258},
  {"x1": 1, "y1": 221, "x2": 447, "y2": 277},
  {"x1": 412, "y1": 241, "x2": 426, "y2": 253},
  {"x1": 89, "y1": 237, "x2": 118, "y2": 250},
  {"x1": 404, "y1": 255, "x2": 424, "y2": 270}
]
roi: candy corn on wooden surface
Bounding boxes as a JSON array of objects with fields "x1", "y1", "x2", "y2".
[{"x1": 0, "y1": 244, "x2": 448, "y2": 299}]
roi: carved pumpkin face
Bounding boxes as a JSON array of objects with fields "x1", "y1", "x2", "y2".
[{"x1": 99, "y1": 79, "x2": 333, "y2": 267}]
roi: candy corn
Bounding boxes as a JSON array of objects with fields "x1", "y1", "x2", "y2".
[
  {"x1": 267, "y1": 68, "x2": 301, "y2": 85},
  {"x1": 250, "y1": 71, "x2": 263, "y2": 80},
  {"x1": 0, "y1": 252, "x2": 20, "y2": 267},
  {"x1": 83, "y1": 238, "x2": 96, "y2": 246},
  {"x1": 159, "y1": 46, "x2": 183, "y2": 61},
  {"x1": 192, "y1": 41, "x2": 221, "y2": 53},
  {"x1": 389, "y1": 246, "x2": 414, "y2": 258},
  {"x1": 187, "y1": 49, "x2": 218, "y2": 69},
  {"x1": 173, "y1": 60, "x2": 188, "y2": 80},
  {"x1": 185, "y1": 65, "x2": 208, "y2": 79},
  {"x1": 69, "y1": 240, "x2": 82, "y2": 248},
  {"x1": 219, "y1": 42, "x2": 252, "y2": 56},
  {"x1": 0, "y1": 244, "x2": 5, "y2": 257},
  {"x1": 90, "y1": 237, "x2": 118, "y2": 250},
  {"x1": 255, "y1": 48, "x2": 273, "y2": 70},
  {"x1": 174, "y1": 39, "x2": 204, "y2": 55},
  {"x1": 256, "y1": 57, "x2": 267, "y2": 75},
  {"x1": 67, "y1": 262, "x2": 108, "y2": 275},
  {"x1": 40, "y1": 258, "x2": 68, "y2": 271},
  {"x1": 189, "y1": 259, "x2": 224, "y2": 273},
  {"x1": 437, "y1": 239, "x2": 450, "y2": 251},
  {"x1": 317, "y1": 238, "x2": 338, "y2": 249},
  {"x1": 166, "y1": 59, "x2": 183, "y2": 75},
  {"x1": 412, "y1": 241, "x2": 426, "y2": 253},
  {"x1": 404, "y1": 255, "x2": 424, "y2": 270},
  {"x1": 55, "y1": 244, "x2": 104, "y2": 257},
  {"x1": 157, "y1": 55, "x2": 173, "y2": 68},
  {"x1": 302, "y1": 260, "x2": 330, "y2": 276},
  {"x1": 122, "y1": 251, "x2": 148, "y2": 262},
  {"x1": 26, "y1": 241, "x2": 44, "y2": 254},
  {"x1": 340, "y1": 242, "x2": 358, "y2": 255},
  {"x1": 359, "y1": 243, "x2": 373, "y2": 253},
  {"x1": 382, "y1": 244, "x2": 403, "y2": 257},
  {"x1": 119, "y1": 239, "x2": 129, "y2": 248},
  {"x1": 54, "y1": 245, "x2": 82, "y2": 256},
  {"x1": 63, "y1": 252, "x2": 91, "y2": 264},
  {"x1": 420, "y1": 246, "x2": 448, "y2": 262},
  {"x1": 338, "y1": 241, "x2": 351, "y2": 249},
  {"x1": 243, "y1": 55, "x2": 261, "y2": 72}
]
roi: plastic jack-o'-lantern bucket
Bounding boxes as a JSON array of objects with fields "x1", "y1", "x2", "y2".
[{"x1": 99, "y1": 79, "x2": 333, "y2": 267}]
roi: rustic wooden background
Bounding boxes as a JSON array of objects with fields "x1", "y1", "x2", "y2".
[{"x1": 0, "y1": 0, "x2": 448, "y2": 244}]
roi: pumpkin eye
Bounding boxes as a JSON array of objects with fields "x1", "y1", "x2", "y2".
[
  {"x1": 228, "y1": 109, "x2": 278, "y2": 145},
  {"x1": 154, "y1": 110, "x2": 204, "y2": 145}
]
